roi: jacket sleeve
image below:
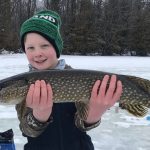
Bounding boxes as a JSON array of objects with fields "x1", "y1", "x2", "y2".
[
  {"x1": 75, "y1": 113, "x2": 101, "y2": 131},
  {"x1": 15, "y1": 100, "x2": 52, "y2": 137}
]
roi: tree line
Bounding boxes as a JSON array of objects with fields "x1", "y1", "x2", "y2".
[{"x1": 0, "y1": 0, "x2": 150, "y2": 56}]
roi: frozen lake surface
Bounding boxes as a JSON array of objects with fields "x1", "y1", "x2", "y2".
[{"x1": 0, "y1": 54, "x2": 150, "y2": 150}]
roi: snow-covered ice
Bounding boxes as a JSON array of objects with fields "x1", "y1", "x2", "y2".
[{"x1": 0, "y1": 54, "x2": 150, "y2": 150}]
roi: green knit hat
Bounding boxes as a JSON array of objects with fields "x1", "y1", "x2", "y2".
[{"x1": 20, "y1": 10, "x2": 63, "y2": 58}]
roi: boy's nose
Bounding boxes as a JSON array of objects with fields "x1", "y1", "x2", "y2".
[{"x1": 34, "y1": 49, "x2": 43, "y2": 56}]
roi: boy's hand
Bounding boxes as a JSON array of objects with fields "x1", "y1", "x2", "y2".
[
  {"x1": 86, "y1": 75, "x2": 122, "y2": 124},
  {"x1": 26, "y1": 80, "x2": 53, "y2": 122}
]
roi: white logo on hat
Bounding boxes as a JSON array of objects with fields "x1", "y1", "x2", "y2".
[{"x1": 34, "y1": 15, "x2": 56, "y2": 23}]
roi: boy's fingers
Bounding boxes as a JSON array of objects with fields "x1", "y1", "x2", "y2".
[
  {"x1": 98, "y1": 75, "x2": 109, "y2": 98},
  {"x1": 112, "y1": 80, "x2": 123, "y2": 103},
  {"x1": 32, "y1": 80, "x2": 41, "y2": 105},
  {"x1": 47, "y1": 83, "x2": 53, "y2": 108},
  {"x1": 26, "y1": 84, "x2": 34, "y2": 107},
  {"x1": 106, "y1": 75, "x2": 117, "y2": 98},
  {"x1": 40, "y1": 80, "x2": 47, "y2": 105},
  {"x1": 91, "y1": 80, "x2": 101, "y2": 99}
]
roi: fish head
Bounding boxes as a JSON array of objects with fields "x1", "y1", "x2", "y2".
[{"x1": 0, "y1": 76, "x2": 28, "y2": 105}]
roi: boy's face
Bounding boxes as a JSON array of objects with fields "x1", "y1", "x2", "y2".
[{"x1": 24, "y1": 33, "x2": 58, "y2": 70}]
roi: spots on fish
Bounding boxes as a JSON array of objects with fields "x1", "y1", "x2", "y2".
[{"x1": 0, "y1": 69, "x2": 150, "y2": 118}]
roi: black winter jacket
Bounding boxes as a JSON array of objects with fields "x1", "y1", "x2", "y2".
[{"x1": 24, "y1": 103, "x2": 94, "y2": 150}]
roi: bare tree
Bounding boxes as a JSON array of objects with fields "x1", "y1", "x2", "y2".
[
  {"x1": 0, "y1": 0, "x2": 149, "y2": 55},
  {"x1": 0, "y1": 0, "x2": 11, "y2": 50},
  {"x1": 10, "y1": 0, "x2": 37, "y2": 51}
]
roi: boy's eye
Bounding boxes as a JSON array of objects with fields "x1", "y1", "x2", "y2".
[
  {"x1": 27, "y1": 46, "x2": 34, "y2": 50},
  {"x1": 41, "y1": 44, "x2": 50, "y2": 48}
]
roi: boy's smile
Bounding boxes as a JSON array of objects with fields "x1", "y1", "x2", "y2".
[{"x1": 34, "y1": 59, "x2": 47, "y2": 64}]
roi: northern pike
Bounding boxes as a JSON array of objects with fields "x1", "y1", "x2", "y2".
[{"x1": 0, "y1": 69, "x2": 150, "y2": 120}]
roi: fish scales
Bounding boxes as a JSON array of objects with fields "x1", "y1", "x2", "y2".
[
  {"x1": 0, "y1": 69, "x2": 150, "y2": 118},
  {"x1": 28, "y1": 70, "x2": 99, "y2": 103}
]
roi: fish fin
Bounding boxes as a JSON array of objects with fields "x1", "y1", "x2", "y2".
[
  {"x1": 119, "y1": 103, "x2": 148, "y2": 117},
  {"x1": 75, "y1": 101, "x2": 89, "y2": 121},
  {"x1": 127, "y1": 76, "x2": 150, "y2": 94}
]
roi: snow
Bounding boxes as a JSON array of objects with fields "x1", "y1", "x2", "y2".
[{"x1": 0, "y1": 54, "x2": 150, "y2": 150}]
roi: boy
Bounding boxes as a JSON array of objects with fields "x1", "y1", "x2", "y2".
[{"x1": 16, "y1": 10, "x2": 122, "y2": 150}]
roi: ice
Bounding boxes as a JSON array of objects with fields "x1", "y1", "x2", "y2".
[{"x1": 0, "y1": 54, "x2": 150, "y2": 150}]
